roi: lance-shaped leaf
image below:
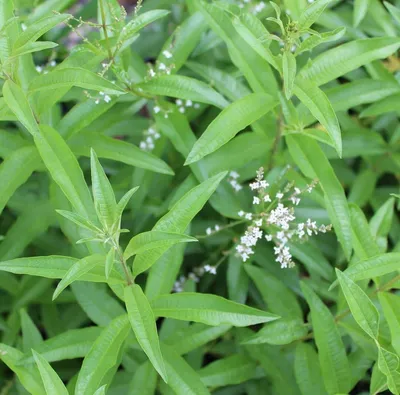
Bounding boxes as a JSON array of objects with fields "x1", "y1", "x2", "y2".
[
  {"x1": 124, "y1": 285, "x2": 168, "y2": 382},
  {"x1": 29, "y1": 68, "x2": 126, "y2": 95},
  {"x1": 53, "y1": 254, "x2": 106, "y2": 300},
  {"x1": 135, "y1": 75, "x2": 229, "y2": 109},
  {"x1": 354, "y1": 0, "x2": 370, "y2": 26},
  {"x1": 340, "y1": 253, "x2": 400, "y2": 283},
  {"x1": 2, "y1": 80, "x2": 40, "y2": 136},
  {"x1": 132, "y1": 172, "x2": 226, "y2": 275},
  {"x1": 299, "y1": 37, "x2": 400, "y2": 86},
  {"x1": 10, "y1": 41, "x2": 58, "y2": 57},
  {"x1": 0, "y1": 146, "x2": 41, "y2": 216},
  {"x1": 34, "y1": 125, "x2": 96, "y2": 221},
  {"x1": 295, "y1": 343, "x2": 327, "y2": 395},
  {"x1": 75, "y1": 315, "x2": 130, "y2": 395},
  {"x1": 104, "y1": 248, "x2": 115, "y2": 280},
  {"x1": 378, "y1": 293, "x2": 400, "y2": 356},
  {"x1": 336, "y1": 269, "x2": 380, "y2": 339},
  {"x1": 20, "y1": 309, "x2": 43, "y2": 353},
  {"x1": 55, "y1": 210, "x2": 100, "y2": 234},
  {"x1": 377, "y1": 346, "x2": 400, "y2": 395},
  {"x1": 286, "y1": 135, "x2": 352, "y2": 259},
  {"x1": 298, "y1": 0, "x2": 332, "y2": 30},
  {"x1": 241, "y1": 318, "x2": 307, "y2": 345},
  {"x1": 14, "y1": 13, "x2": 71, "y2": 48},
  {"x1": 124, "y1": 231, "x2": 197, "y2": 260},
  {"x1": 151, "y1": 293, "x2": 279, "y2": 327},
  {"x1": 161, "y1": 343, "x2": 210, "y2": 395},
  {"x1": 301, "y1": 281, "x2": 351, "y2": 394},
  {"x1": 283, "y1": 52, "x2": 296, "y2": 99},
  {"x1": 385, "y1": 1, "x2": 400, "y2": 23},
  {"x1": 19, "y1": 327, "x2": 102, "y2": 364},
  {"x1": 185, "y1": 93, "x2": 277, "y2": 164},
  {"x1": 90, "y1": 149, "x2": 117, "y2": 230},
  {"x1": 118, "y1": 10, "x2": 170, "y2": 44},
  {"x1": 0, "y1": 255, "x2": 123, "y2": 284},
  {"x1": 32, "y1": 350, "x2": 68, "y2": 395},
  {"x1": 294, "y1": 77, "x2": 342, "y2": 156}
]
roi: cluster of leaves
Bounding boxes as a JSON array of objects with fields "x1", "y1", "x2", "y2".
[{"x1": 0, "y1": 0, "x2": 400, "y2": 394}]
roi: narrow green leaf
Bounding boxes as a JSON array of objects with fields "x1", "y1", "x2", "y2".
[
  {"x1": 124, "y1": 231, "x2": 197, "y2": 260},
  {"x1": 124, "y1": 284, "x2": 168, "y2": 382},
  {"x1": 0, "y1": 146, "x2": 41, "y2": 216},
  {"x1": 342, "y1": 253, "x2": 400, "y2": 282},
  {"x1": 283, "y1": 52, "x2": 296, "y2": 100},
  {"x1": 294, "y1": 77, "x2": 342, "y2": 156},
  {"x1": 0, "y1": 255, "x2": 123, "y2": 283},
  {"x1": 370, "y1": 198, "x2": 395, "y2": 239},
  {"x1": 354, "y1": 0, "x2": 370, "y2": 26},
  {"x1": 34, "y1": 125, "x2": 96, "y2": 221},
  {"x1": 32, "y1": 350, "x2": 68, "y2": 395},
  {"x1": 11, "y1": 41, "x2": 58, "y2": 57},
  {"x1": 20, "y1": 309, "x2": 43, "y2": 353},
  {"x1": 55, "y1": 210, "x2": 99, "y2": 233},
  {"x1": 378, "y1": 292, "x2": 400, "y2": 355},
  {"x1": 19, "y1": 327, "x2": 102, "y2": 364},
  {"x1": 185, "y1": 93, "x2": 277, "y2": 164},
  {"x1": 295, "y1": 343, "x2": 327, "y2": 395},
  {"x1": 199, "y1": 354, "x2": 257, "y2": 387},
  {"x1": 90, "y1": 149, "x2": 117, "y2": 230},
  {"x1": 300, "y1": 37, "x2": 400, "y2": 86},
  {"x1": 151, "y1": 293, "x2": 279, "y2": 327},
  {"x1": 69, "y1": 131, "x2": 174, "y2": 175},
  {"x1": 133, "y1": 172, "x2": 226, "y2": 275},
  {"x1": 14, "y1": 13, "x2": 71, "y2": 48},
  {"x1": 119, "y1": 9, "x2": 170, "y2": 43},
  {"x1": 29, "y1": 68, "x2": 126, "y2": 95},
  {"x1": 115, "y1": 186, "x2": 139, "y2": 222},
  {"x1": 286, "y1": 135, "x2": 352, "y2": 259},
  {"x1": 242, "y1": 318, "x2": 307, "y2": 345},
  {"x1": 75, "y1": 315, "x2": 130, "y2": 395},
  {"x1": 161, "y1": 343, "x2": 210, "y2": 395},
  {"x1": 105, "y1": 248, "x2": 115, "y2": 280},
  {"x1": 295, "y1": 27, "x2": 345, "y2": 55},
  {"x1": 298, "y1": 0, "x2": 331, "y2": 30},
  {"x1": 136, "y1": 75, "x2": 229, "y2": 109},
  {"x1": 301, "y1": 281, "x2": 351, "y2": 394},
  {"x1": 336, "y1": 269, "x2": 380, "y2": 339},
  {"x1": 377, "y1": 346, "x2": 400, "y2": 395},
  {"x1": 2, "y1": 80, "x2": 40, "y2": 136},
  {"x1": 53, "y1": 254, "x2": 105, "y2": 300},
  {"x1": 384, "y1": 1, "x2": 400, "y2": 23}
]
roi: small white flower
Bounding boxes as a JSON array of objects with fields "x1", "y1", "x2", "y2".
[
  {"x1": 204, "y1": 264, "x2": 217, "y2": 275},
  {"x1": 186, "y1": 99, "x2": 193, "y2": 107},
  {"x1": 176, "y1": 99, "x2": 183, "y2": 106},
  {"x1": 253, "y1": 196, "x2": 260, "y2": 205},
  {"x1": 158, "y1": 62, "x2": 167, "y2": 70},
  {"x1": 255, "y1": 219, "x2": 262, "y2": 227},
  {"x1": 230, "y1": 171, "x2": 240, "y2": 179},
  {"x1": 140, "y1": 141, "x2": 147, "y2": 150},
  {"x1": 21, "y1": 23, "x2": 27, "y2": 31},
  {"x1": 50, "y1": 60, "x2": 56, "y2": 67},
  {"x1": 250, "y1": 182, "x2": 260, "y2": 190},
  {"x1": 163, "y1": 50, "x2": 173, "y2": 59},
  {"x1": 238, "y1": 210, "x2": 245, "y2": 217},
  {"x1": 179, "y1": 107, "x2": 185, "y2": 113},
  {"x1": 35, "y1": 65, "x2": 43, "y2": 73},
  {"x1": 206, "y1": 227, "x2": 212, "y2": 235},
  {"x1": 95, "y1": 99, "x2": 100, "y2": 104},
  {"x1": 245, "y1": 213, "x2": 253, "y2": 220},
  {"x1": 104, "y1": 95, "x2": 111, "y2": 103},
  {"x1": 294, "y1": 187, "x2": 301, "y2": 195},
  {"x1": 265, "y1": 234, "x2": 272, "y2": 241},
  {"x1": 194, "y1": 103, "x2": 200, "y2": 109},
  {"x1": 264, "y1": 194, "x2": 271, "y2": 202},
  {"x1": 214, "y1": 225, "x2": 220, "y2": 231},
  {"x1": 149, "y1": 69, "x2": 156, "y2": 77},
  {"x1": 276, "y1": 192, "x2": 284, "y2": 199},
  {"x1": 154, "y1": 106, "x2": 161, "y2": 114},
  {"x1": 99, "y1": 91, "x2": 104, "y2": 96}
]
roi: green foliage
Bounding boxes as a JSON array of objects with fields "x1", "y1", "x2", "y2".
[{"x1": 0, "y1": 0, "x2": 399, "y2": 393}]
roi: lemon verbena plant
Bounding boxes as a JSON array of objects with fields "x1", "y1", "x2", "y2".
[{"x1": 0, "y1": 0, "x2": 400, "y2": 394}]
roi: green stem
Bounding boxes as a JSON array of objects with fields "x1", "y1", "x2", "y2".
[{"x1": 99, "y1": 0, "x2": 113, "y2": 60}]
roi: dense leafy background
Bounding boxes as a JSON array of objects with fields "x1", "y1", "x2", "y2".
[{"x1": 0, "y1": 0, "x2": 400, "y2": 394}]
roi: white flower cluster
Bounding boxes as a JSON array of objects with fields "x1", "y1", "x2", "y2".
[
  {"x1": 148, "y1": 50, "x2": 175, "y2": 79},
  {"x1": 206, "y1": 224, "x2": 220, "y2": 235},
  {"x1": 95, "y1": 91, "x2": 112, "y2": 105},
  {"x1": 35, "y1": 60, "x2": 56, "y2": 74},
  {"x1": 238, "y1": 0, "x2": 266, "y2": 14},
  {"x1": 139, "y1": 127, "x2": 161, "y2": 152},
  {"x1": 235, "y1": 167, "x2": 331, "y2": 268},
  {"x1": 173, "y1": 264, "x2": 217, "y2": 292},
  {"x1": 175, "y1": 99, "x2": 201, "y2": 113},
  {"x1": 228, "y1": 171, "x2": 243, "y2": 192}
]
